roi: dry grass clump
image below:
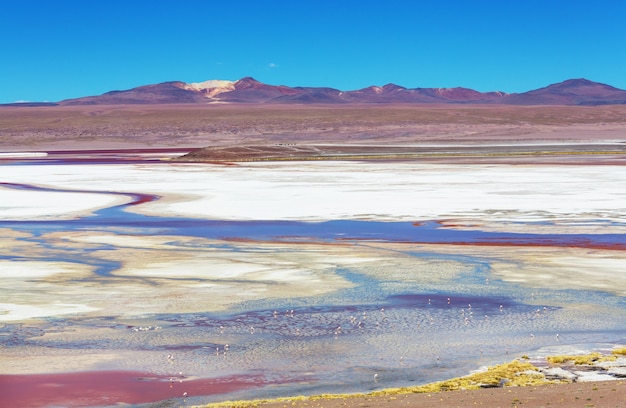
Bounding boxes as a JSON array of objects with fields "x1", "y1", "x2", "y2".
[
  {"x1": 370, "y1": 359, "x2": 550, "y2": 396},
  {"x1": 204, "y1": 395, "x2": 310, "y2": 408},
  {"x1": 611, "y1": 346, "x2": 626, "y2": 356},
  {"x1": 547, "y1": 352, "x2": 617, "y2": 365}
]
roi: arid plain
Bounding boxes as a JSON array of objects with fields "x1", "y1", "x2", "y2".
[
  {"x1": 2, "y1": 104, "x2": 626, "y2": 150},
  {"x1": 1, "y1": 104, "x2": 626, "y2": 407}
]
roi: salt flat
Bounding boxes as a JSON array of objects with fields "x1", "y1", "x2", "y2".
[
  {"x1": 2, "y1": 162, "x2": 626, "y2": 226},
  {"x1": 1, "y1": 160, "x2": 625, "y2": 405}
]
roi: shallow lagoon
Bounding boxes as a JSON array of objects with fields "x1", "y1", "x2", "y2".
[{"x1": 1, "y1": 160, "x2": 625, "y2": 406}]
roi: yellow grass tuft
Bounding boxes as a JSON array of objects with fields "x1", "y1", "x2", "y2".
[
  {"x1": 611, "y1": 346, "x2": 626, "y2": 356},
  {"x1": 547, "y1": 352, "x2": 617, "y2": 365},
  {"x1": 369, "y1": 359, "x2": 550, "y2": 396}
]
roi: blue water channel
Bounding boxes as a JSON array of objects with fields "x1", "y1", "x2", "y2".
[{"x1": 2, "y1": 181, "x2": 625, "y2": 249}]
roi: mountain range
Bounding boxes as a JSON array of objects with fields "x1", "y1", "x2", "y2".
[{"x1": 28, "y1": 78, "x2": 626, "y2": 106}]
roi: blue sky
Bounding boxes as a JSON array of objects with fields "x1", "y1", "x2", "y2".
[{"x1": 1, "y1": 0, "x2": 625, "y2": 103}]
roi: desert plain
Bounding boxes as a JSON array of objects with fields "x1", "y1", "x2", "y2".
[{"x1": 1, "y1": 104, "x2": 626, "y2": 407}]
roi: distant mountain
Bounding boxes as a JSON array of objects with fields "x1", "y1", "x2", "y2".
[
  {"x1": 60, "y1": 82, "x2": 208, "y2": 105},
  {"x1": 340, "y1": 84, "x2": 505, "y2": 104},
  {"x1": 54, "y1": 77, "x2": 626, "y2": 106},
  {"x1": 502, "y1": 79, "x2": 626, "y2": 105}
]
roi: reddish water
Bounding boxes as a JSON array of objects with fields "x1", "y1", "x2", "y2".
[{"x1": 0, "y1": 370, "x2": 281, "y2": 407}]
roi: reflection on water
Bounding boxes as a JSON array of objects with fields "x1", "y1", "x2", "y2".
[{"x1": 1, "y1": 171, "x2": 625, "y2": 406}]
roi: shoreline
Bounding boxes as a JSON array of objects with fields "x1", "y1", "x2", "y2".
[
  {"x1": 2, "y1": 142, "x2": 624, "y2": 167},
  {"x1": 203, "y1": 349, "x2": 626, "y2": 408},
  {"x1": 174, "y1": 142, "x2": 626, "y2": 164},
  {"x1": 2, "y1": 350, "x2": 625, "y2": 407},
  {"x1": 210, "y1": 380, "x2": 626, "y2": 408}
]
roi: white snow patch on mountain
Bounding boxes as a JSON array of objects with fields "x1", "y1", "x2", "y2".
[{"x1": 181, "y1": 80, "x2": 235, "y2": 98}]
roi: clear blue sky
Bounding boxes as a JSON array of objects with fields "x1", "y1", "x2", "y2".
[{"x1": 2, "y1": 0, "x2": 625, "y2": 103}]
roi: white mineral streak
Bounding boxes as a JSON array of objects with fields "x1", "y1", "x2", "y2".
[{"x1": 180, "y1": 79, "x2": 235, "y2": 97}]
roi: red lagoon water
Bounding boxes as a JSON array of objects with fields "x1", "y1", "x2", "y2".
[{"x1": 0, "y1": 370, "x2": 284, "y2": 407}]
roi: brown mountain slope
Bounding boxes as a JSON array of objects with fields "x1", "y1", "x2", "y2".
[
  {"x1": 60, "y1": 82, "x2": 208, "y2": 105},
  {"x1": 503, "y1": 78, "x2": 626, "y2": 105}
]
